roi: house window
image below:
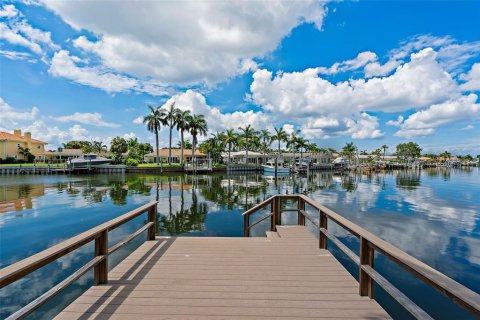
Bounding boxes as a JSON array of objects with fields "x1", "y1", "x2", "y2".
[{"x1": 37, "y1": 145, "x2": 41, "y2": 149}]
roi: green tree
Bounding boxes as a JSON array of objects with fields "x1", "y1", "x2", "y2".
[
  {"x1": 188, "y1": 114, "x2": 208, "y2": 166},
  {"x1": 110, "y1": 137, "x2": 128, "y2": 164},
  {"x1": 287, "y1": 130, "x2": 300, "y2": 165},
  {"x1": 381, "y1": 144, "x2": 389, "y2": 160},
  {"x1": 396, "y1": 142, "x2": 422, "y2": 162},
  {"x1": 92, "y1": 141, "x2": 107, "y2": 153},
  {"x1": 175, "y1": 109, "x2": 191, "y2": 165},
  {"x1": 164, "y1": 102, "x2": 180, "y2": 164},
  {"x1": 18, "y1": 146, "x2": 35, "y2": 162},
  {"x1": 238, "y1": 124, "x2": 257, "y2": 163},
  {"x1": 259, "y1": 129, "x2": 271, "y2": 164},
  {"x1": 143, "y1": 105, "x2": 167, "y2": 167},
  {"x1": 272, "y1": 127, "x2": 288, "y2": 156},
  {"x1": 223, "y1": 129, "x2": 238, "y2": 164},
  {"x1": 341, "y1": 142, "x2": 356, "y2": 163}
]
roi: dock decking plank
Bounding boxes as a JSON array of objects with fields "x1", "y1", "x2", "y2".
[{"x1": 55, "y1": 227, "x2": 391, "y2": 320}]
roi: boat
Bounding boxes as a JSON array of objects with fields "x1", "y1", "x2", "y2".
[
  {"x1": 261, "y1": 160, "x2": 290, "y2": 174},
  {"x1": 68, "y1": 154, "x2": 112, "y2": 168}
]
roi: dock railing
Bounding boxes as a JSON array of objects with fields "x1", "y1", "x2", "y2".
[
  {"x1": 242, "y1": 194, "x2": 480, "y2": 320},
  {"x1": 0, "y1": 201, "x2": 158, "y2": 320}
]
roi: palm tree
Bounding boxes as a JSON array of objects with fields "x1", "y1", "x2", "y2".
[
  {"x1": 143, "y1": 105, "x2": 167, "y2": 167},
  {"x1": 223, "y1": 129, "x2": 238, "y2": 164},
  {"x1": 188, "y1": 114, "x2": 208, "y2": 168},
  {"x1": 381, "y1": 144, "x2": 389, "y2": 160},
  {"x1": 164, "y1": 102, "x2": 180, "y2": 164},
  {"x1": 287, "y1": 130, "x2": 300, "y2": 167},
  {"x1": 18, "y1": 146, "x2": 33, "y2": 162},
  {"x1": 259, "y1": 129, "x2": 271, "y2": 165},
  {"x1": 272, "y1": 127, "x2": 288, "y2": 155},
  {"x1": 175, "y1": 109, "x2": 191, "y2": 166},
  {"x1": 296, "y1": 137, "x2": 308, "y2": 161},
  {"x1": 238, "y1": 124, "x2": 257, "y2": 164},
  {"x1": 342, "y1": 142, "x2": 356, "y2": 164}
]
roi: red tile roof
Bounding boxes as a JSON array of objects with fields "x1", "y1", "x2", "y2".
[{"x1": 0, "y1": 131, "x2": 47, "y2": 144}]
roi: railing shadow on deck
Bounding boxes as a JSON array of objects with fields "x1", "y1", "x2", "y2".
[
  {"x1": 242, "y1": 194, "x2": 480, "y2": 320},
  {"x1": 0, "y1": 201, "x2": 158, "y2": 320},
  {"x1": 76, "y1": 237, "x2": 175, "y2": 320}
]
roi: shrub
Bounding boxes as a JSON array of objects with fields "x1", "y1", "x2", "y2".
[{"x1": 126, "y1": 158, "x2": 139, "y2": 167}]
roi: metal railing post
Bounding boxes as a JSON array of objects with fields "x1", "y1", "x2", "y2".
[
  {"x1": 94, "y1": 230, "x2": 108, "y2": 285},
  {"x1": 359, "y1": 236, "x2": 374, "y2": 298}
]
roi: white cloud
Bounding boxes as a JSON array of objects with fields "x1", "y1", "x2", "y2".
[
  {"x1": 123, "y1": 132, "x2": 136, "y2": 140},
  {"x1": 364, "y1": 59, "x2": 402, "y2": 77},
  {"x1": 317, "y1": 51, "x2": 377, "y2": 75},
  {"x1": 460, "y1": 63, "x2": 480, "y2": 92},
  {"x1": 386, "y1": 115, "x2": 404, "y2": 127},
  {"x1": 0, "y1": 22, "x2": 42, "y2": 54},
  {"x1": 461, "y1": 124, "x2": 475, "y2": 130},
  {"x1": 132, "y1": 116, "x2": 144, "y2": 124},
  {"x1": 0, "y1": 4, "x2": 19, "y2": 18},
  {"x1": 0, "y1": 97, "x2": 39, "y2": 127},
  {"x1": 42, "y1": 0, "x2": 327, "y2": 86},
  {"x1": 52, "y1": 111, "x2": 120, "y2": 128},
  {"x1": 395, "y1": 94, "x2": 480, "y2": 137},
  {"x1": 0, "y1": 49, "x2": 35, "y2": 61},
  {"x1": 48, "y1": 50, "x2": 139, "y2": 93},
  {"x1": 162, "y1": 90, "x2": 270, "y2": 133}
]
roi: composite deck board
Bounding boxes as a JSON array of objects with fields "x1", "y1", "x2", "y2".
[{"x1": 55, "y1": 226, "x2": 391, "y2": 320}]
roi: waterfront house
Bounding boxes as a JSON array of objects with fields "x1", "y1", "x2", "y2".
[
  {"x1": 144, "y1": 148, "x2": 207, "y2": 164},
  {"x1": 221, "y1": 150, "x2": 264, "y2": 164},
  {"x1": 44, "y1": 148, "x2": 84, "y2": 163},
  {"x1": 0, "y1": 129, "x2": 47, "y2": 161}
]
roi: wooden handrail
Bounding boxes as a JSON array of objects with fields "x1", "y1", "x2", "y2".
[
  {"x1": 242, "y1": 195, "x2": 480, "y2": 318},
  {"x1": 0, "y1": 201, "x2": 158, "y2": 319}
]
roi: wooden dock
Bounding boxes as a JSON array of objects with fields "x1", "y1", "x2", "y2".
[
  {"x1": 55, "y1": 226, "x2": 390, "y2": 320},
  {"x1": 2, "y1": 196, "x2": 479, "y2": 320}
]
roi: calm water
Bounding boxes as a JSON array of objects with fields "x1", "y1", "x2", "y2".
[{"x1": 0, "y1": 169, "x2": 479, "y2": 319}]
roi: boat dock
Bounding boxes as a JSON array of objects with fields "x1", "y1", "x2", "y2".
[
  {"x1": 55, "y1": 228, "x2": 389, "y2": 319},
  {"x1": 1, "y1": 196, "x2": 479, "y2": 320},
  {"x1": 0, "y1": 164, "x2": 126, "y2": 175}
]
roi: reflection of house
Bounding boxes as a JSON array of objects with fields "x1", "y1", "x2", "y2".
[
  {"x1": 0, "y1": 183, "x2": 45, "y2": 214},
  {"x1": 144, "y1": 149, "x2": 207, "y2": 164},
  {"x1": 0, "y1": 130, "x2": 47, "y2": 160},
  {"x1": 44, "y1": 148, "x2": 83, "y2": 163}
]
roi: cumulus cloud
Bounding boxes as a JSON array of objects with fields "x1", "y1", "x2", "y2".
[
  {"x1": 395, "y1": 94, "x2": 480, "y2": 137},
  {"x1": 42, "y1": 0, "x2": 327, "y2": 86},
  {"x1": 460, "y1": 63, "x2": 480, "y2": 92},
  {"x1": 0, "y1": 4, "x2": 57, "y2": 56},
  {"x1": 317, "y1": 51, "x2": 378, "y2": 75},
  {"x1": 0, "y1": 97, "x2": 39, "y2": 127},
  {"x1": 52, "y1": 112, "x2": 120, "y2": 128},
  {"x1": 364, "y1": 59, "x2": 402, "y2": 77},
  {"x1": 132, "y1": 116, "x2": 144, "y2": 124},
  {"x1": 161, "y1": 90, "x2": 271, "y2": 133},
  {"x1": 386, "y1": 115, "x2": 404, "y2": 127}
]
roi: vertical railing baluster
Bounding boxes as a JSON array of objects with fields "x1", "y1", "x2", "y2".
[
  {"x1": 298, "y1": 197, "x2": 305, "y2": 225},
  {"x1": 94, "y1": 230, "x2": 108, "y2": 285},
  {"x1": 319, "y1": 210, "x2": 327, "y2": 249},
  {"x1": 359, "y1": 237, "x2": 374, "y2": 298},
  {"x1": 147, "y1": 205, "x2": 156, "y2": 241}
]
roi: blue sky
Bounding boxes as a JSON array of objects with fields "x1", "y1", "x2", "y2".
[{"x1": 1, "y1": 0, "x2": 479, "y2": 155}]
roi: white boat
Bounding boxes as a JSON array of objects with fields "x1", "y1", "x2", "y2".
[
  {"x1": 68, "y1": 154, "x2": 112, "y2": 168},
  {"x1": 262, "y1": 160, "x2": 290, "y2": 174}
]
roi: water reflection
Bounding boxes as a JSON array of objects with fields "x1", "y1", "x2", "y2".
[{"x1": 0, "y1": 168, "x2": 479, "y2": 319}]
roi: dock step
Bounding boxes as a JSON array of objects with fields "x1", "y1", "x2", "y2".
[
  {"x1": 276, "y1": 225, "x2": 314, "y2": 239},
  {"x1": 265, "y1": 231, "x2": 280, "y2": 239}
]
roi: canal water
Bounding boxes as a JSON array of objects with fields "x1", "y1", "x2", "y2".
[{"x1": 0, "y1": 168, "x2": 479, "y2": 319}]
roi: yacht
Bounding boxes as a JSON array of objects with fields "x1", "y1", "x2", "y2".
[
  {"x1": 261, "y1": 159, "x2": 290, "y2": 174},
  {"x1": 68, "y1": 154, "x2": 112, "y2": 168}
]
